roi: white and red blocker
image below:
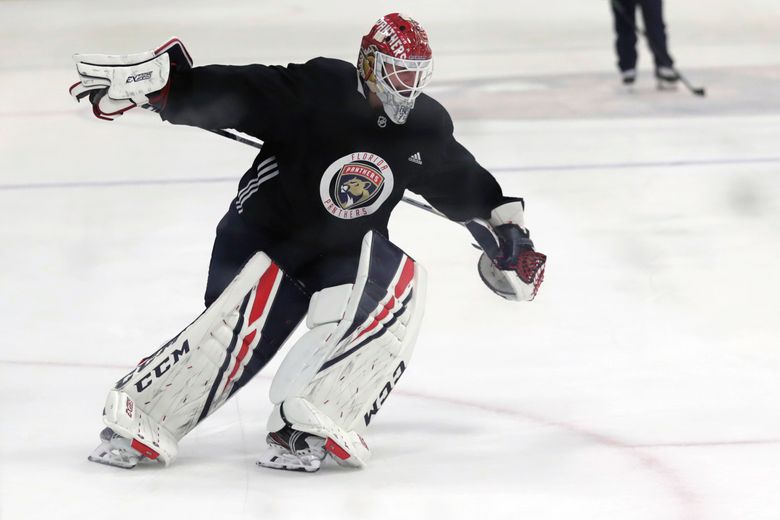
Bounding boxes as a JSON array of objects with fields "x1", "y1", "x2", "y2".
[{"x1": 69, "y1": 37, "x2": 192, "y2": 120}]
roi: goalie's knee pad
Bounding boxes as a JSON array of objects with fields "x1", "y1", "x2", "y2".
[
  {"x1": 267, "y1": 231, "x2": 427, "y2": 467},
  {"x1": 101, "y1": 252, "x2": 308, "y2": 465}
]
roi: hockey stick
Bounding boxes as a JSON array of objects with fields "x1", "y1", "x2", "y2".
[
  {"x1": 206, "y1": 127, "x2": 269, "y2": 149},
  {"x1": 609, "y1": 0, "x2": 706, "y2": 97},
  {"x1": 399, "y1": 194, "x2": 449, "y2": 220}
]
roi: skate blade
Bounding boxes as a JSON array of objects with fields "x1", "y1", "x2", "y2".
[
  {"x1": 88, "y1": 452, "x2": 138, "y2": 469},
  {"x1": 256, "y1": 449, "x2": 321, "y2": 473},
  {"x1": 256, "y1": 460, "x2": 319, "y2": 473},
  {"x1": 87, "y1": 441, "x2": 140, "y2": 469}
]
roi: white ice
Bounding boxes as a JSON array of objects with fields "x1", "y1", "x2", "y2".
[{"x1": 1, "y1": 1, "x2": 779, "y2": 519}]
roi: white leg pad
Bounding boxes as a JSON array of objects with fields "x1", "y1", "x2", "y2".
[
  {"x1": 102, "y1": 252, "x2": 288, "y2": 465},
  {"x1": 269, "y1": 323, "x2": 339, "y2": 404},
  {"x1": 270, "y1": 397, "x2": 372, "y2": 467},
  {"x1": 269, "y1": 283, "x2": 352, "y2": 404},
  {"x1": 102, "y1": 390, "x2": 179, "y2": 465},
  {"x1": 267, "y1": 232, "x2": 427, "y2": 467}
]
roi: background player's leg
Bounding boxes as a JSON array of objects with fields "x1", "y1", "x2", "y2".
[
  {"x1": 638, "y1": 0, "x2": 677, "y2": 88},
  {"x1": 611, "y1": 0, "x2": 639, "y2": 82},
  {"x1": 639, "y1": 0, "x2": 674, "y2": 69}
]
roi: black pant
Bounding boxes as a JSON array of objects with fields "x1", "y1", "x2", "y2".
[
  {"x1": 204, "y1": 203, "x2": 360, "y2": 307},
  {"x1": 611, "y1": 0, "x2": 674, "y2": 72}
]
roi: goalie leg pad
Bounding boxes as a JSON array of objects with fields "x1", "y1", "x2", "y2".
[
  {"x1": 101, "y1": 252, "x2": 308, "y2": 465},
  {"x1": 267, "y1": 231, "x2": 427, "y2": 467}
]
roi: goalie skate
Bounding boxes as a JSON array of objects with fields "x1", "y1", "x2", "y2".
[
  {"x1": 256, "y1": 425, "x2": 326, "y2": 473},
  {"x1": 87, "y1": 427, "x2": 143, "y2": 469}
]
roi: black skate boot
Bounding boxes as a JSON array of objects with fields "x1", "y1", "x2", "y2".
[{"x1": 655, "y1": 66, "x2": 679, "y2": 90}]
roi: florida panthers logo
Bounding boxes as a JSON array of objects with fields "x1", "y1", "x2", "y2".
[
  {"x1": 337, "y1": 163, "x2": 385, "y2": 209},
  {"x1": 320, "y1": 152, "x2": 394, "y2": 219},
  {"x1": 358, "y1": 46, "x2": 377, "y2": 83}
]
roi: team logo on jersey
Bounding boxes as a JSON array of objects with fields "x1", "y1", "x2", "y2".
[{"x1": 320, "y1": 152, "x2": 394, "y2": 220}]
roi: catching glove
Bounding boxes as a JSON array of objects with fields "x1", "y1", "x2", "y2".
[{"x1": 466, "y1": 200, "x2": 546, "y2": 301}]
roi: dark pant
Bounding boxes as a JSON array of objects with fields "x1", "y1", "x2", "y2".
[
  {"x1": 204, "y1": 205, "x2": 269, "y2": 306},
  {"x1": 611, "y1": 0, "x2": 674, "y2": 72},
  {"x1": 204, "y1": 204, "x2": 361, "y2": 307},
  {"x1": 202, "y1": 204, "x2": 360, "y2": 396}
]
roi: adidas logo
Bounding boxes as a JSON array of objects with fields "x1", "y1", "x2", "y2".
[{"x1": 408, "y1": 152, "x2": 422, "y2": 165}]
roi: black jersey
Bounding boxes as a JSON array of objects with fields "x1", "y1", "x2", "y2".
[{"x1": 161, "y1": 57, "x2": 509, "y2": 267}]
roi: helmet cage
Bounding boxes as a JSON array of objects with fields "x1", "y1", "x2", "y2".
[{"x1": 370, "y1": 51, "x2": 433, "y2": 124}]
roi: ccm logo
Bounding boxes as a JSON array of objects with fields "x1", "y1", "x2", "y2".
[
  {"x1": 363, "y1": 361, "x2": 406, "y2": 427},
  {"x1": 114, "y1": 340, "x2": 190, "y2": 393},
  {"x1": 126, "y1": 71, "x2": 152, "y2": 83},
  {"x1": 125, "y1": 398, "x2": 134, "y2": 418}
]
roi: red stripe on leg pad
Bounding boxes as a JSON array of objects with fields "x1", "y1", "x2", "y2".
[
  {"x1": 394, "y1": 258, "x2": 415, "y2": 299},
  {"x1": 249, "y1": 263, "x2": 279, "y2": 326},
  {"x1": 355, "y1": 298, "x2": 396, "y2": 340},
  {"x1": 223, "y1": 329, "x2": 257, "y2": 390},
  {"x1": 131, "y1": 439, "x2": 160, "y2": 460},
  {"x1": 325, "y1": 438, "x2": 351, "y2": 461},
  {"x1": 353, "y1": 258, "x2": 413, "y2": 341}
]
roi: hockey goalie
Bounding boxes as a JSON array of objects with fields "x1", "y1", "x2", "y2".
[{"x1": 72, "y1": 13, "x2": 546, "y2": 472}]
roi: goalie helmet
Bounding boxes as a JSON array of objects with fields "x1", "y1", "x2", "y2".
[{"x1": 357, "y1": 13, "x2": 433, "y2": 125}]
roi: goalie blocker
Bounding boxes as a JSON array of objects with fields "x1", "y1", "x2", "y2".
[
  {"x1": 69, "y1": 38, "x2": 192, "y2": 120},
  {"x1": 89, "y1": 231, "x2": 425, "y2": 470}
]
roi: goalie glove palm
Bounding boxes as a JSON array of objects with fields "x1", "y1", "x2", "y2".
[{"x1": 467, "y1": 220, "x2": 546, "y2": 302}]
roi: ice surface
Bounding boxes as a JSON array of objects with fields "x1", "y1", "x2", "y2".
[{"x1": 1, "y1": 1, "x2": 779, "y2": 519}]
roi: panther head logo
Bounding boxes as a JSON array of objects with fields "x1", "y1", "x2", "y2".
[
  {"x1": 334, "y1": 161, "x2": 385, "y2": 210},
  {"x1": 340, "y1": 178, "x2": 374, "y2": 208}
]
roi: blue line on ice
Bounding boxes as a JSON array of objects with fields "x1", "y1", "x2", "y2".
[{"x1": 2, "y1": 156, "x2": 779, "y2": 191}]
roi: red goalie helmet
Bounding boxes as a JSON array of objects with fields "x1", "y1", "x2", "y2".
[{"x1": 358, "y1": 13, "x2": 434, "y2": 124}]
